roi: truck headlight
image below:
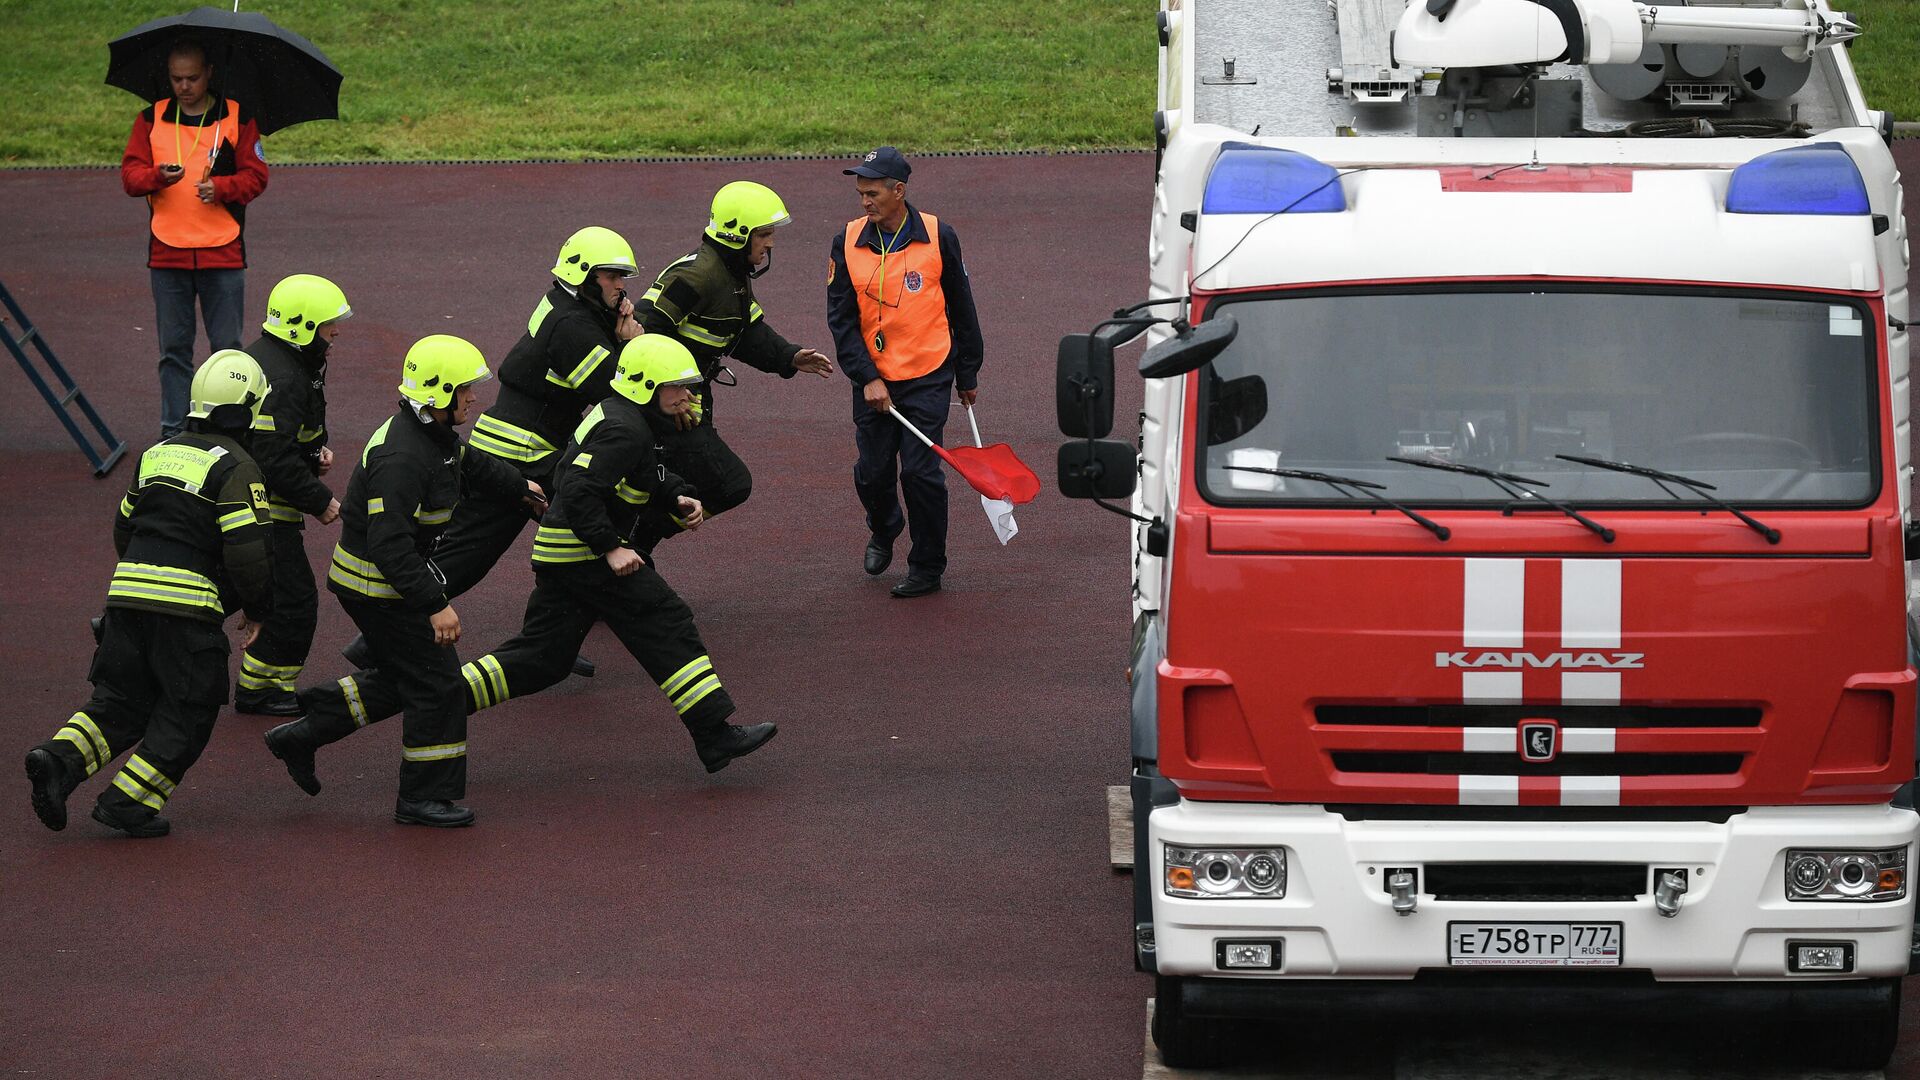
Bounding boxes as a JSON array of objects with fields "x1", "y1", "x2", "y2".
[
  {"x1": 1165, "y1": 846, "x2": 1286, "y2": 899},
  {"x1": 1784, "y1": 848, "x2": 1906, "y2": 902}
]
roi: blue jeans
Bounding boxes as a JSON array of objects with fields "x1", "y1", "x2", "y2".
[{"x1": 151, "y1": 267, "x2": 244, "y2": 438}]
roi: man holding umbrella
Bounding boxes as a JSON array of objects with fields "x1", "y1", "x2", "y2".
[
  {"x1": 110, "y1": 9, "x2": 341, "y2": 440},
  {"x1": 120, "y1": 37, "x2": 268, "y2": 440}
]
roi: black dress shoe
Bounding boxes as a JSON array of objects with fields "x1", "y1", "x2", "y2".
[
  {"x1": 571, "y1": 654, "x2": 596, "y2": 679},
  {"x1": 341, "y1": 634, "x2": 373, "y2": 670},
  {"x1": 25, "y1": 748, "x2": 68, "y2": 831},
  {"x1": 264, "y1": 722, "x2": 322, "y2": 796},
  {"x1": 91, "y1": 803, "x2": 170, "y2": 838},
  {"x1": 234, "y1": 688, "x2": 305, "y2": 717},
  {"x1": 890, "y1": 574, "x2": 942, "y2": 599},
  {"x1": 864, "y1": 537, "x2": 893, "y2": 576},
  {"x1": 694, "y1": 722, "x2": 779, "y2": 773},
  {"x1": 394, "y1": 798, "x2": 475, "y2": 828}
]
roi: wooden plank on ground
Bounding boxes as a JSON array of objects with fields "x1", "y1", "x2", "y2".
[{"x1": 1109, "y1": 783, "x2": 1132, "y2": 869}]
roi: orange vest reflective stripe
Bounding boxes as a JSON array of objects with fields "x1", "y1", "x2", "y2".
[
  {"x1": 147, "y1": 97, "x2": 241, "y2": 249},
  {"x1": 842, "y1": 213, "x2": 950, "y2": 382}
]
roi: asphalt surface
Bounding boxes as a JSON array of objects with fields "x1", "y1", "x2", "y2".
[{"x1": 0, "y1": 144, "x2": 1916, "y2": 1079}]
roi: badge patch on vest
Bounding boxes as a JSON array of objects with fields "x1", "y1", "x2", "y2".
[
  {"x1": 904, "y1": 270, "x2": 923, "y2": 293},
  {"x1": 250, "y1": 483, "x2": 269, "y2": 512}
]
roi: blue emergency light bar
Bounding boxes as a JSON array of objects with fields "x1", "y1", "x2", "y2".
[
  {"x1": 1202, "y1": 144, "x2": 1347, "y2": 215},
  {"x1": 1725, "y1": 143, "x2": 1870, "y2": 216}
]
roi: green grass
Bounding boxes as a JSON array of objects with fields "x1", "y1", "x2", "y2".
[
  {"x1": 1, "y1": 0, "x2": 1913, "y2": 167},
  {"x1": 0, "y1": 0, "x2": 1154, "y2": 165}
]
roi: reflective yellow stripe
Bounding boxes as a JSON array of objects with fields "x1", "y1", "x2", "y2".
[
  {"x1": 340, "y1": 675, "x2": 370, "y2": 727},
  {"x1": 527, "y1": 296, "x2": 554, "y2": 336},
  {"x1": 548, "y1": 344, "x2": 610, "y2": 390},
  {"x1": 125, "y1": 755, "x2": 176, "y2": 795},
  {"x1": 297, "y1": 426, "x2": 324, "y2": 443},
  {"x1": 54, "y1": 730, "x2": 100, "y2": 774},
  {"x1": 66, "y1": 713, "x2": 110, "y2": 764},
  {"x1": 138, "y1": 442, "x2": 225, "y2": 494},
  {"x1": 660, "y1": 655, "x2": 713, "y2": 697},
  {"x1": 532, "y1": 523, "x2": 597, "y2": 564},
  {"x1": 217, "y1": 507, "x2": 258, "y2": 533},
  {"x1": 748, "y1": 300, "x2": 765, "y2": 322},
  {"x1": 264, "y1": 502, "x2": 305, "y2": 524},
  {"x1": 479, "y1": 655, "x2": 508, "y2": 705},
  {"x1": 461, "y1": 661, "x2": 491, "y2": 709},
  {"x1": 252, "y1": 414, "x2": 278, "y2": 432},
  {"x1": 367, "y1": 497, "x2": 386, "y2": 514},
  {"x1": 118, "y1": 496, "x2": 135, "y2": 518},
  {"x1": 111, "y1": 772, "x2": 166, "y2": 810},
  {"x1": 402, "y1": 741, "x2": 467, "y2": 762},
  {"x1": 471, "y1": 414, "x2": 559, "y2": 464},
  {"x1": 239, "y1": 652, "x2": 301, "y2": 691},
  {"x1": 108, "y1": 562, "x2": 221, "y2": 612},
  {"x1": 672, "y1": 674, "x2": 724, "y2": 715},
  {"x1": 329, "y1": 548, "x2": 403, "y2": 600},
  {"x1": 413, "y1": 506, "x2": 453, "y2": 525},
  {"x1": 676, "y1": 321, "x2": 730, "y2": 348},
  {"x1": 571, "y1": 452, "x2": 592, "y2": 469},
  {"x1": 360, "y1": 418, "x2": 394, "y2": 466},
  {"x1": 614, "y1": 480, "x2": 651, "y2": 505}
]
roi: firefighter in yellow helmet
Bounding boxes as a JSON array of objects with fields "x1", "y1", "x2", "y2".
[
  {"x1": 263, "y1": 336, "x2": 543, "y2": 829},
  {"x1": 263, "y1": 337, "x2": 778, "y2": 800},
  {"x1": 631, "y1": 181, "x2": 834, "y2": 555},
  {"x1": 25, "y1": 350, "x2": 274, "y2": 838},
  {"x1": 233, "y1": 273, "x2": 351, "y2": 716},
  {"x1": 337, "y1": 227, "x2": 643, "y2": 680}
]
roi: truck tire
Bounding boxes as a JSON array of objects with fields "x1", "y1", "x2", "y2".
[
  {"x1": 1798, "y1": 978, "x2": 1901, "y2": 1070},
  {"x1": 1151, "y1": 975, "x2": 1228, "y2": 1069}
]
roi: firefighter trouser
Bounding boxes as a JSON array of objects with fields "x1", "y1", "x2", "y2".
[
  {"x1": 299, "y1": 594, "x2": 468, "y2": 802},
  {"x1": 237, "y1": 521, "x2": 317, "y2": 697},
  {"x1": 632, "y1": 424, "x2": 752, "y2": 554},
  {"x1": 35, "y1": 608, "x2": 228, "y2": 822},
  {"x1": 852, "y1": 376, "x2": 951, "y2": 578},
  {"x1": 427, "y1": 458, "x2": 545, "y2": 600},
  {"x1": 301, "y1": 561, "x2": 736, "y2": 737},
  {"x1": 468, "y1": 560, "x2": 736, "y2": 733}
]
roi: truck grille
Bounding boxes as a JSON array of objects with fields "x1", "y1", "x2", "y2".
[
  {"x1": 1423, "y1": 862, "x2": 1648, "y2": 902},
  {"x1": 1331, "y1": 752, "x2": 1743, "y2": 776},
  {"x1": 1316, "y1": 705, "x2": 1761, "y2": 728}
]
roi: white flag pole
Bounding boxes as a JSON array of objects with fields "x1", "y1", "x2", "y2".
[{"x1": 966, "y1": 403, "x2": 1018, "y2": 545}]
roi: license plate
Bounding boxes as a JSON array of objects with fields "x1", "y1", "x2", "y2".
[{"x1": 1447, "y1": 922, "x2": 1622, "y2": 967}]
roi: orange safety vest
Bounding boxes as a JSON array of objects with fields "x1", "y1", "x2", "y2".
[
  {"x1": 842, "y1": 213, "x2": 951, "y2": 382},
  {"x1": 147, "y1": 97, "x2": 241, "y2": 250}
]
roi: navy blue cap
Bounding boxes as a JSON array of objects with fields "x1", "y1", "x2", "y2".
[{"x1": 844, "y1": 146, "x2": 911, "y2": 183}]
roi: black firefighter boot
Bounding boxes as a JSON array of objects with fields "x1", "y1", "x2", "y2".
[
  {"x1": 692, "y1": 721, "x2": 779, "y2": 774},
  {"x1": 263, "y1": 719, "x2": 323, "y2": 796},
  {"x1": 24, "y1": 747, "x2": 75, "y2": 831},
  {"x1": 90, "y1": 800, "x2": 170, "y2": 838}
]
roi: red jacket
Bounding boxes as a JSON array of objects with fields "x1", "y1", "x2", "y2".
[{"x1": 121, "y1": 99, "x2": 269, "y2": 270}]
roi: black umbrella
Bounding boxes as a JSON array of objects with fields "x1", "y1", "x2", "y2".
[{"x1": 106, "y1": 6, "x2": 341, "y2": 137}]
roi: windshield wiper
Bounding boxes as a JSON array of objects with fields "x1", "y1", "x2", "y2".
[
  {"x1": 1386, "y1": 456, "x2": 1615, "y2": 543},
  {"x1": 1226, "y1": 465, "x2": 1450, "y2": 540},
  {"x1": 1554, "y1": 453, "x2": 1780, "y2": 544}
]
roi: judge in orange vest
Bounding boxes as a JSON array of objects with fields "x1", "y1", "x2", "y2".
[
  {"x1": 120, "y1": 37, "x2": 270, "y2": 439},
  {"x1": 826, "y1": 147, "x2": 985, "y2": 599}
]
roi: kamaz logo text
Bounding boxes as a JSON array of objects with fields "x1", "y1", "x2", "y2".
[{"x1": 1435, "y1": 651, "x2": 1644, "y2": 670}]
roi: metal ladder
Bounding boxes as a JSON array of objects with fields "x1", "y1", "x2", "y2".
[{"x1": 0, "y1": 279, "x2": 127, "y2": 477}]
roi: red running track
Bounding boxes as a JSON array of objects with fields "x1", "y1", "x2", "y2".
[{"x1": 2, "y1": 145, "x2": 1918, "y2": 1078}]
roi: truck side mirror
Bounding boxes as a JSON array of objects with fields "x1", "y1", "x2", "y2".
[
  {"x1": 1056, "y1": 334, "x2": 1114, "y2": 438},
  {"x1": 1140, "y1": 314, "x2": 1238, "y2": 379},
  {"x1": 1059, "y1": 439, "x2": 1137, "y2": 500}
]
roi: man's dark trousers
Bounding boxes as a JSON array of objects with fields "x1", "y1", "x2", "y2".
[
  {"x1": 300, "y1": 594, "x2": 468, "y2": 801},
  {"x1": 151, "y1": 267, "x2": 244, "y2": 438},
  {"x1": 34, "y1": 608, "x2": 229, "y2": 823},
  {"x1": 852, "y1": 376, "x2": 950, "y2": 578}
]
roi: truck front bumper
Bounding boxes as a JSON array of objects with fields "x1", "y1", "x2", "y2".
[{"x1": 1149, "y1": 801, "x2": 1919, "y2": 981}]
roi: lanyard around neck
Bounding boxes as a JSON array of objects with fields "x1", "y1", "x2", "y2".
[
  {"x1": 875, "y1": 215, "x2": 908, "y2": 307},
  {"x1": 172, "y1": 99, "x2": 214, "y2": 169}
]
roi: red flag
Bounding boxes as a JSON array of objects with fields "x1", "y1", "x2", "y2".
[
  {"x1": 890, "y1": 407, "x2": 1040, "y2": 506},
  {"x1": 931, "y1": 442, "x2": 1041, "y2": 505}
]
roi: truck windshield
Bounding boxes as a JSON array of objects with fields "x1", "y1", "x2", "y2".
[{"x1": 1200, "y1": 288, "x2": 1878, "y2": 507}]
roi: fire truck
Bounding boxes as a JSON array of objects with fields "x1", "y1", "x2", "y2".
[{"x1": 1054, "y1": 0, "x2": 1915, "y2": 1067}]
